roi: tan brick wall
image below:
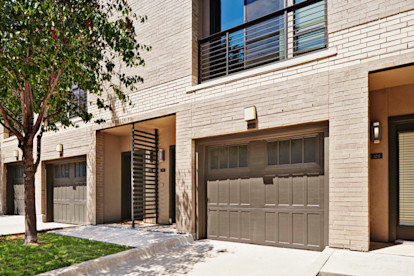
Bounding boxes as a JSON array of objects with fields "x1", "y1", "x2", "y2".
[
  {"x1": 328, "y1": 0, "x2": 414, "y2": 33},
  {"x1": 1, "y1": 0, "x2": 414, "y2": 251}
]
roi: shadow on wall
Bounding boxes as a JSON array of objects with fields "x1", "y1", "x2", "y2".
[{"x1": 175, "y1": 169, "x2": 192, "y2": 234}]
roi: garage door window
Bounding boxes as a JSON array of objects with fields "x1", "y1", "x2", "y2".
[
  {"x1": 54, "y1": 164, "x2": 69, "y2": 178},
  {"x1": 15, "y1": 166, "x2": 24, "y2": 178},
  {"x1": 210, "y1": 145, "x2": 248, "y2": 169},
  {"x1": 267, "y1": 136, "x2": 318, "y2": 166},
  {"x1": 75, "y1": 162, "x2": 87, "y2": 177}
]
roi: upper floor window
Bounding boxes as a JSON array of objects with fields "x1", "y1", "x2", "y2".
[
  {"x1": 210, "y1": 0, "x2": 284, "y2": 34},
  {"x1": 70, "y1": 85, "x2": 87, "y2": 118},
  {"x1": 294, "y1": 0, "x2": 326, "y2": 55},
  {"x1": 199, "y1": 0, "x2": 327, "y2": 82}
]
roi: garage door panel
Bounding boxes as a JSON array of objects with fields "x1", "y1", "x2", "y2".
[
  {"x1": 207, "y1": 180, "x2": 218, "y2": 206},
  {"x1": 292, "y1": 177, "x2": 305, "y2": 206},
  {"x1": 307, "y1": 176, "x2": 322, "y2": 207},
  {"x1": 278, "y1": 212, "x2": 291, "y2": 244},
  {"x1": 13, "y1": 183, "x2": 25, "y2": 215},
  {"x1": 252, "y1": 209, "x2": 265, "y2": 243},
  {"x1": 278, "y1": 177, "x2": 290, "y2": 206},
  {"x1": 218, "y1": 180, "x2": 229, "y2": 205},
  {"x1": 251, "y1": 178, "x2": 265, "y2": 208},
  {"x1": 292, "y1": 213, "x2": 306, "y2": 245},
  {"x1": 229, "y1": 179, "x2": 240, "y2": 205},
  {"x1": 265, "y1": 211, "x2": 277, "y2": 243},
  {"x1": 73, "y1": 182, "x2": 86, "y2": 201},
  {"x1": 240, "y1": 179, "x2": 251, "y2": 205},
  {"x1": 240, "y1": 211, "x2": 251, "y2": 241},
  {"x1": 307, "y1": 213, "x2": 322, "y2": 247},
  {"x1": 229, "y1": 211, "x2": 240, "y2": 239},
  {"x1": 218, "y1": 210, "x2": 229, "y2": 238},
  {"x1": 265, "y1": 180, "x2": 276, "y2": 206},
  {"x1": 207, "y1": 209, "x2": 218, "y2": 238}
]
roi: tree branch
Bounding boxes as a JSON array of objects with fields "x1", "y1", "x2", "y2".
[
  {"x1": 32, "y1": 69, "x2": 62, "y2": 137},
  {"x1": 2, "y1": 66, "x2": 26, "y2": 122},
  {"x1": 0, "y1": 102, "x2": 23, "y2": 140},
  {"x1": 34, "y1": 122, "x2": 45, "y2": 172}
]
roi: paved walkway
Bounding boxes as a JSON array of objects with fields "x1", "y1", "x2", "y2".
[
  {"x1": 91, "y1": 239, "x2": 320, "y2": 276},
  {"x1": 0, "y1": 215, "x2": 75, "y2": 236},
  {"x1": 319, "y1": 246, "x2": 414, "y2": 276},
  {"x1": 50, "y1": 225, "x2": 414, "y2": 276},
  {"x1": 51, "y1": 224, "x2": 190, "y2": 249}
]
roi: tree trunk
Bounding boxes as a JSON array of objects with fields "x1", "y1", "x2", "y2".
[{"x1": 22, "y1": 144, "x2": 38, "y2": 244}]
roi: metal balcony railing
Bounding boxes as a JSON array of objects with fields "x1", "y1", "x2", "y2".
[{"x1": 198, "y1": 0, "x2": 327, "y2": 83}]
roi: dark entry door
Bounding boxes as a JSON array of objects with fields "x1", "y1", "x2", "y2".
[
  {"x1": 169, "y1": 145, "x2": 176, "y2": 223},
  {"x1": 390, "y1": 117, "x2": 414, "y2": 240},
  {"x1": 121, "y1": 151, "x2": 131, "y2": 221},
  {"x1": 6, "y1": 165, "x2": 24, "y2": 215}
]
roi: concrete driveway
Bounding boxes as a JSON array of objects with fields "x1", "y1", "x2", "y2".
[
  {"x1": 0, "y1": 215, "x2": 75, "y2": 236},
  {"x1": 97, "y1": 239, "x2": 321, "y2": 276}
]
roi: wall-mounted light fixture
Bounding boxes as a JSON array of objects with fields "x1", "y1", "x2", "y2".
[
  {"x1": 56, "y1": 144, "x2": 63, "y2": 157},
  {"x1": 370, "y1": 121, "x2": 382, "y2": 144},
  {"x1": 244, "y1": 106, "x2": 257, "y2": 129},
  {"x1": 158, "y1": 148, "x2": 165, "y2": 162},
  {"x1": 13, "y1": 150, "x2": 19, "y2": 160},
  {"x1": 244, "y1": 106, "x2": 257, "y2": 121}
]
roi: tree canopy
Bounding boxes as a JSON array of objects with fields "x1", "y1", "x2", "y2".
[{"x1": 0, "y1": 0, "x2": 149, "y2": 244}]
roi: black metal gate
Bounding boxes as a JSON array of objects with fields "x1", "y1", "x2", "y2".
[{"x1": 131, "y1": 124, "x2": 158, "y2": 227}]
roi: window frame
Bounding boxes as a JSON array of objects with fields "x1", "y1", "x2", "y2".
[
  {"x1": 293, "y1": 0, "x2": 327, "y2": 55},
  {"x1": 69, "y1": 85, "x2": 88, "y2": 119},
  {"x1": 265, "y1": 132, "x2": 324, "y2": 175}
]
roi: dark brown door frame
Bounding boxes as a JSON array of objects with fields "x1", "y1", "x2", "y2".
[
  {"x1": 169, "y1": 145, "x2": 176, "y2": 224},
  {"x1": 389, "y1": 115, "x2": 414, "y2": 241}
]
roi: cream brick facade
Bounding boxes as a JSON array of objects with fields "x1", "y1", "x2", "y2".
[{"x1": 1, "y1": 0, "x2": 414, "y2": 251}]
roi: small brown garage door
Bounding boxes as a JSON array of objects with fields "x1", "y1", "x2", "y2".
[
  {"x1": 204, "y1": 131, "x2": 328, "y2": 251},
  {"x1": 6, "y1": 165, "x2": 24, "y2": 215},
  {"x1": 52, "y1": 161, "x2": 87, "y2": 224}
]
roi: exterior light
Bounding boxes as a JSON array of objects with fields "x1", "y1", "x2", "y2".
[
  {"x1": 56, "y1": 144, "x2": 63, "y2": 156},
  {"x1": 13, "y1": 150, "x2": 19, "y2": 159},
  {"x1": 370, "y1": 121, "x2": 382, "y2": 144},
  {"x1": 244, "y1": 106, "x2": 257, "y2": 121},
  {"x1": 158, "y1": 149, "x2": 165, "y2": 162}
]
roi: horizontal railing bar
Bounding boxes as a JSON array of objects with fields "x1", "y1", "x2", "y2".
[
  {"x1": 293, "y1": 25, "x2": 325, "y2": 37},
  {"x1": 291, "y1": 38, "x2": 326, "y2": 52},
  {"x1": 233, "y1": 55, "x2": 281, "y2": 72},
  {"x1": 133, "y1": 144, "x2": 156, "y2": 150},
  {"x1": 199, "y1": 0, "x2": 324, "y2": 43},
  {"x1": 133, "y1": 129, "x2": 156, "y2": 136}
]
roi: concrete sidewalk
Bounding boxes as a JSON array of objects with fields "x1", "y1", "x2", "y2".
[
  {"x1": 51, "y1": 224, "x2": 190, "y2": 249},
  {"x1": 48, "y1": 225, "x2": 414, "y2": 276},
  {"x1": 0, "y1": 215, "x2": 75, "y2": 236},
  {"x1": 319, "y1": 244, "x2": 414, "y2": 276}
]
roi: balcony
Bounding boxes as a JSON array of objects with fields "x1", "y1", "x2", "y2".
[{"x1": 198, "y1": 0, "x2": 327, "y2": 83}]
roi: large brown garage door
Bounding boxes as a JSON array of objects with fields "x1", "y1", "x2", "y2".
[
  {"x1": 52, "y1": 161, "x2": 87, "y2": 224},
  {"x1": 202, "y1": 128, "x2": 328, "y2": 251},
  {"x1": 6, "y1": 165, "x2": 24, "y2": 215}
]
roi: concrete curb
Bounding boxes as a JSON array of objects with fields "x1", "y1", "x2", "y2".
[{"x1": 39, "y1": 234, "x2": 194, "y2": 276}]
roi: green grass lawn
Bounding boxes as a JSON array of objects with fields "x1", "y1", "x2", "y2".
[{"x1": 0, "y1": 233, "x2": 129, "y2": 275}]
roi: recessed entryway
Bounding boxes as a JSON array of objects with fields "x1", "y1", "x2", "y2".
[
  {"x1": 99, "y1": 115, "x2": 176, "y2": 225},
  {"x1": 369, "y1": 64, "x2": 414, "y2": 243}
]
